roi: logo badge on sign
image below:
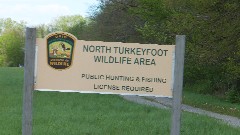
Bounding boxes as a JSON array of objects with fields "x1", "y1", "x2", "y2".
[{"x1": 46, "y1": 32, "x2": 76, "y2": 70}]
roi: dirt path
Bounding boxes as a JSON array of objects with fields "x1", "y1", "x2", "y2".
[{"x1": 122, "y1": 95, "x2": 240, "y2": 128}]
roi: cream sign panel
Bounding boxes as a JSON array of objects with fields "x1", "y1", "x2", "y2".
[{"x1": 35, "y1": 32, "x2": 175, "y2": 97}]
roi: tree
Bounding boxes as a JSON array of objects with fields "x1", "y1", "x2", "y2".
[
  {"x1": 48, "y1": 15, "x2": 87, "y2": 39},
  {"x1": 131, "y1": 0, "x2": 240, "y2": 101},
  {"x1": 89, "y1": 0, "x2": 144, "y2": 42},
  {"x1": 36, "y1": 24, "x2": 51, "y2": 38},
  {"x1": 0, "y1": 18, "x2": 26, "y2": 67}
]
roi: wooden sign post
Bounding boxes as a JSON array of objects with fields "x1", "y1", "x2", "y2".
[
  {"x1": 21, "y1": 29, "x2": 185, "y2": 135},
  {"x1": 171, "y1": 35, "x2": 186, "y2": 135},
  {"x1": 22, "y1": 28, "x2": 36, "y2": 135}
]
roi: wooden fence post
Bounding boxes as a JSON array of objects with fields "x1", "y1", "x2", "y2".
[
  {"x1": 22, "y1": 28, "x2": 36, "y2": 135},
  {"x1": 170, "y1": 35, "x2": 186, "y2": 135}
]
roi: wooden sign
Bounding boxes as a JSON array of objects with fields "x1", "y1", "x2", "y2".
[{"x1": 35, "y1": 32, "x2": 175, "y2": 97}]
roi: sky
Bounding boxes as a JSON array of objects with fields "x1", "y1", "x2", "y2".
[{"x1": 0, "y1": 0, "x2": 99, "y2": 26}]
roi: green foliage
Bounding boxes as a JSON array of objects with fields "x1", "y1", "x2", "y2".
[
  {"x1": 36, "y1": 15, "x2": 89, "y2": 40},
  {"x1": 50, "y1": 15, "x2": 86, "y2": 31},
  {"x1": 89, "y1": 0, "x2": 144, "y2": 42},
  {"x1": 132, "y1": 0, "x2": 173, "y2": 44},
  {"x1": 36, "y1": 24, "x2": 51, "y2": 38},
  {"x1": 49, "y1": 15, "x2": 87, "y2": 39},
  {"x1": 127, "y1": 0, "x2": 240, "y2": 102},
  {"x1": 226, "y1": 88, "x2": 240, "y2": 103},
  {"x1": 184, "y1": 80, "x2": 212, "y2": 94},
  {"x1": 0, "y1": 18, "x2": 26, "y2": 67}
]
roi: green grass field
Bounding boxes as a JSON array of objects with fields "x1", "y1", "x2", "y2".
[{"x1": 1, "y1": 67, "x2": 240, "y2": 135}]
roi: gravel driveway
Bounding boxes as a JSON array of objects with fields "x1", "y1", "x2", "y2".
[{"x1": 122, "y1": 95, "x2": 240, "y2": 128}]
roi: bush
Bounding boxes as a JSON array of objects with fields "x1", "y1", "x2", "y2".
[
  {"x1": 226, "y1": 89, "x2": 240, "y2": 103},
  {"x1": 184, "y1": 80, "x2": 212, "y2": 94}
]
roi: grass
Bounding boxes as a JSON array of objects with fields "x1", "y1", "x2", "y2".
[
  {"x1": 183, "y1": 87, "x2": 240, "y2": 118},
  {"x1": 0, "y1": 67, "x2": 240, "y2": 135}
]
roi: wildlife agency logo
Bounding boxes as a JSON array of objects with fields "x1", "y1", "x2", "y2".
[{"x1": 46, "y1": 32, "x2": 76, "y2": 70}]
